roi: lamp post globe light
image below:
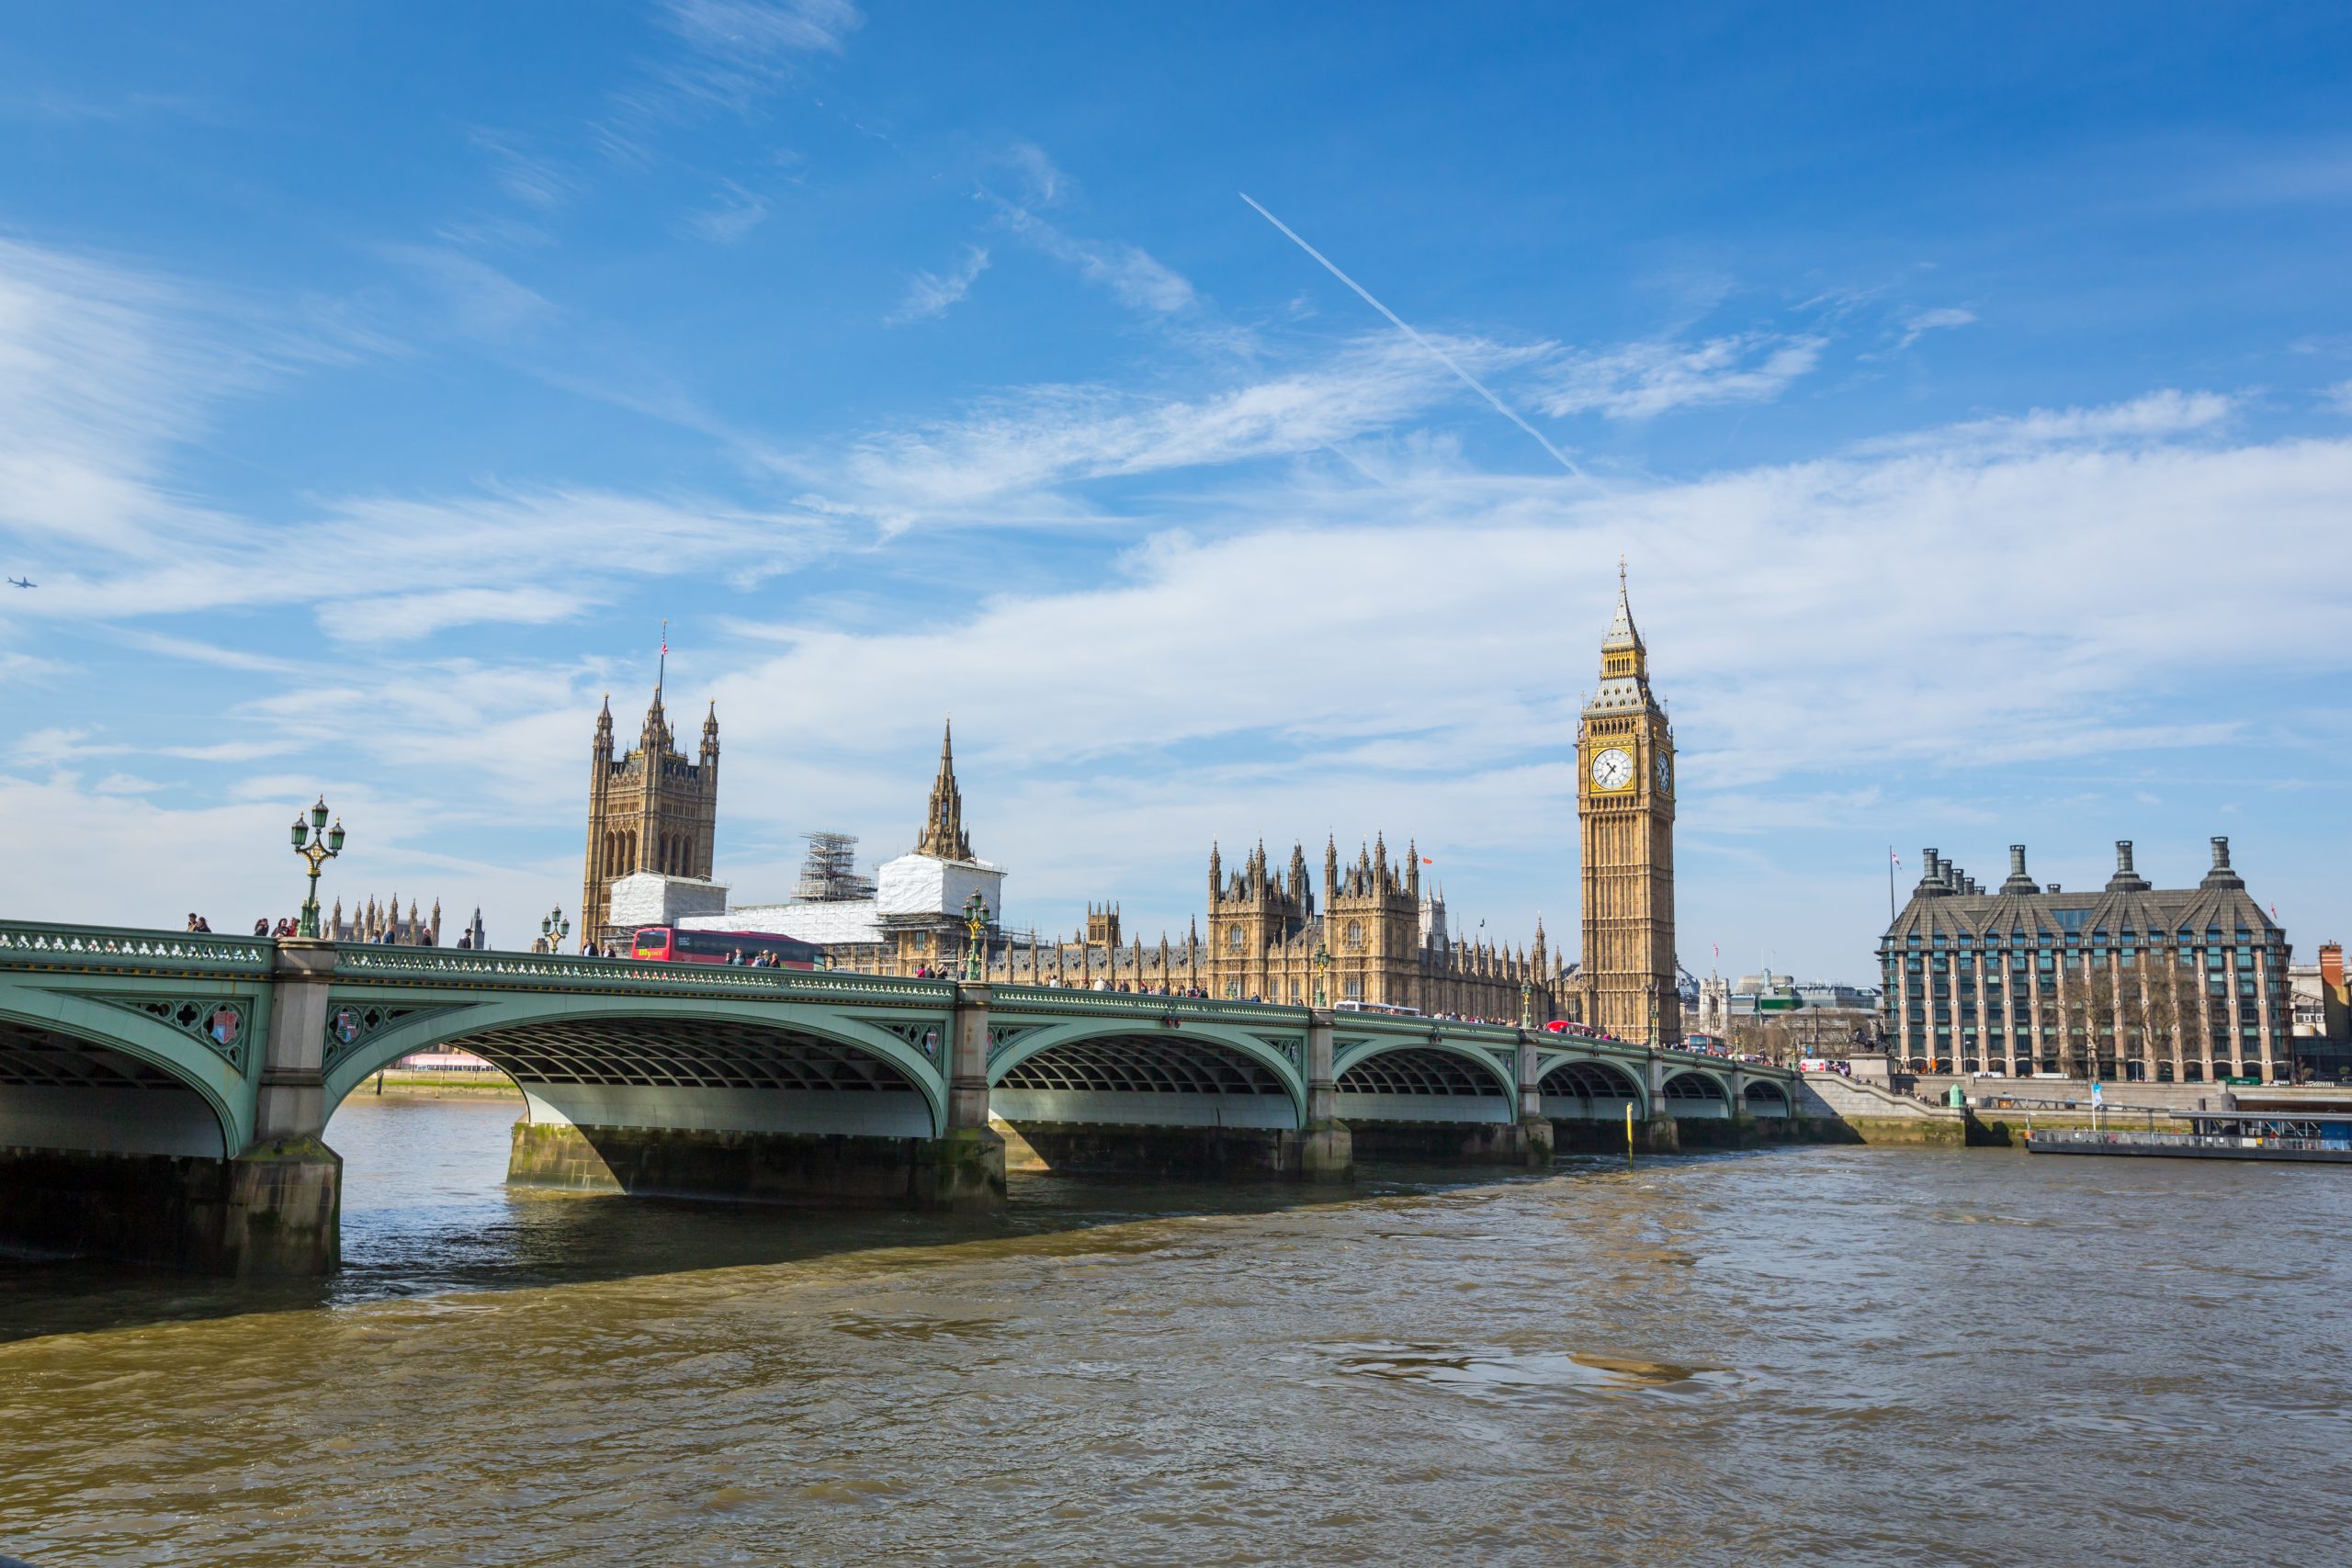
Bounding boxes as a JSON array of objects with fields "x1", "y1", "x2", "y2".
[
  {"x1": 1311, "y1": 943, "x2": 1331, "y2": 1008},
  {"x1": 1521, "y1": 977, "x2": 1534, "y2": 1031},
  {"x1": 289, "y1": 795, "x2": 345, "y2": 940},
  {"x1": 961, "y1": 891, "x2": 990, "y2": 982},
  {"x1": 539, "y1": 905, "x2": 571, "y2": 955}
]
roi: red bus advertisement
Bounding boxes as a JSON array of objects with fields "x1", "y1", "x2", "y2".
[{"x1": 632, "y1": 927, "x2": 824, "y2": 968}]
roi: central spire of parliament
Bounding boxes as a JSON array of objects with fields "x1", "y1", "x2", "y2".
[{"x1": 914, "y1": 719, "x2": 973, "y2": 861}]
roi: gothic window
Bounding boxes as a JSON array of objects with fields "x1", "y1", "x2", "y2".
[
  {"x1": 1344, "y1": 977, "x2": 1363, "y2": 1000},
  {"x1": 1227, "y1": 926, "x2": 1245, "y2": 952},
  {"x1": 1345, "y1": 920, "x2": 1363, "y2": 950}
]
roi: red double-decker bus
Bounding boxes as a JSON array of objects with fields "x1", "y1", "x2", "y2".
[{"x1": 632, "y1": 927, "x2": 824, "y2": 968}]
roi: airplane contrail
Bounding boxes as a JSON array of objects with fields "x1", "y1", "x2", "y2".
[{"x1": 1238, "y1": 191, "x2": 1589, "y2": 485}]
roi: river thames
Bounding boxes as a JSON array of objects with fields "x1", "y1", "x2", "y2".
[{"x1": 3, "y1": 1095, "x2": 2346, "y2": 1566}]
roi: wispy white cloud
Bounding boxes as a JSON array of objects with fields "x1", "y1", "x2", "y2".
[
  {"x1": 380, "y1": 244, "x2": 555, "y2": 339},
  {"x1": 599, "y1": 0, "x2": 864, "y2": 160},
  {"x1": 995, "y1": 204, "x2": 1195, "y2": 315},
  {"x1": 659, "y1": 0, "x2": 864, "y2": 60},
  {"x1": 681, "y1": 178, "x2": 772, "y2": 243},
  {"x1": 1896, "y1": 306, "x2": 1976, "y2": 350},
  {"x1": 2323, "y1": 379, "x2": 2352, "y2": 415},
  {"x1": 816, "y1": 333, "x2": 1539, "y2": 524},
  {"x1": 0, "y1": 239, "x2": 829, "y2": 638},
  {"x1": 998, "y1": 141, "x2": 1066, "y2": 207},
  {"x1": 1536, "y1": 333, "x2": 1825, "y2": 420},
  {"x1": 1854, "y1": 389, "x2": 2235, "y2": 455},
  {"x1": 886, "y1": 245, "x2": 989, "y2": 325},
  {"x1": 468, "y1": 128, "x2": 582, "y2": 210}
]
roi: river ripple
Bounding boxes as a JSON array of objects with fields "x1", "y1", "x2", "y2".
[{"x1": 2, "y1": 1094, "x2": 2347, "y2": 1566}]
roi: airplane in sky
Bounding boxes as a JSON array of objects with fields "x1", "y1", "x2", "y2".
[{"x1": 6, "y1": 577, "x2": 33, "y2": 589}]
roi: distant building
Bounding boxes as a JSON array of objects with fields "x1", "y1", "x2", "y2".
[
  {"x1": 322, "y1": 895, "x2": 482, "y2": 948},
  {"x1": 582, "y1": 687, "x2": 719, "y2": 945},
  {"x1": 1693, "y1": 971, "x2": 1882, "y2": 1056},
  {"x1": 2290, "y1": 942, "x2": 2346, "y2": 1037},
  {"x1": 1878, "y1": 838, "x2": 2290, "y2": 1083},
  {"x1": 1577, "y1": 564, "x2": 1679, "y2": 1043},
  {"x1": 1194, "y1": 837, "x2": 1566, "y2": 1019},
  {"x1": 674, "y1": 723, "x2": 1005, "y2": 971}
]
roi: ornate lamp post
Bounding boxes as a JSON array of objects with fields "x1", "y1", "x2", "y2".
[
  {"x1": 288, "y1": 796, "x2": 345, "y2": 940},
  {"x1": 1312, "y1": 943, "x2": 1330, "y2": 1008},
  {"x1": 961, "y1": 891, "x2": 991, "y2": 982},
  {"x1": 1521, "y1": 977, "x2": 1534, "y2": 1031},
  {"x1": 538, "y1": 905, "x2": 571, "y2": 955}
]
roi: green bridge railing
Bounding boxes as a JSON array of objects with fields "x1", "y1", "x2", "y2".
[
  {"x1": 0, "y1": 920, "x2": 275, "y2": 973},
  {"x1": 330, "y1": 943, "x2": 957, "y2": 1006}
]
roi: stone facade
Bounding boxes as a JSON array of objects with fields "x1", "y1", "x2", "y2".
[
  {"x1": 1878, "y1": 838, "x2": 2291, "y2": 1082},
  {"x1": 1189, "y1": 836, "x2": 1566, "y2": 1020},
  {"x1": 322, "y1": 894, "x2": 483, "y2": 949},
  {"x1": 582, "y1": 688, "x2": 719, "y2": 944},
  {"x1": 1577, "y1": 566, "x2": 1679, "y2": 1043}
]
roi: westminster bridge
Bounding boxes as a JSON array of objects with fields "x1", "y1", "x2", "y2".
[{"x1": 0, "y1": 921, "x2": 1812, "y2": 1275}]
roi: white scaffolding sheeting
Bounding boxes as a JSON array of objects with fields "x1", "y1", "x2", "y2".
[
  {"x1": 876, "y1": 852, "x2": 1004, "y2": 921},
  {"x1": 680, "y1": 900, "x2": 886, "y2": 945},
  {"x1": 608, "y1": 873, "x2": 729, "y2": 930}
]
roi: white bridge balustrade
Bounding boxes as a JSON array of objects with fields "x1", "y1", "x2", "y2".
[{"x1": 0, "y1": 919, "x2": 1810, "y2": 1275}]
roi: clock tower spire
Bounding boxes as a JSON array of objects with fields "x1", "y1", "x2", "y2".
[{"x1": 1577, "y1": 559, "x2": 1679, "y2": 1044}]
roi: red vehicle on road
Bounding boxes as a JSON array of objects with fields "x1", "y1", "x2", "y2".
[{"x1": 631, "y1": 927, "x2": 823, "y2": 967}]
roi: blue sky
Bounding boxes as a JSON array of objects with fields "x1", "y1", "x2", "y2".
[{"x1": 2, "y1": 2, "x2": 2348, "y2": 976}]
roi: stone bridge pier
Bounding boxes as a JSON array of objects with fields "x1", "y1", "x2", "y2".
[{"x1": 0, "y1": 937, "x2": 346, "y2": 1277}]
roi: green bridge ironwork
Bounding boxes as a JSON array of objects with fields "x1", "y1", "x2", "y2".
[{"x1": 0, "y1": 920, "x2": 1804, "y2": 1273}]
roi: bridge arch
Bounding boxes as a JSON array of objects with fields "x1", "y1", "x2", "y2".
[
  {"x1": 1743, "y1": 1079, "x2": 1791, "y2": 1117},
  {"x1": 987, "y1": 1020, "x2": 1306, "y2": 1129},
  {"x1": 322, "y1": 992, "x2": 952, "y2": 1139},
  {"x1": 1660, "y1": 1068, "x2": 1734, "y2": 1118},
  {"x1": 0, "y1": 990, "x2": 252, "y2": 1157},
  {"x1": 1536, "y1": 1055, "x2": 1649, "y2": 1120},
  {"x1": 1332, "y1": 1033, "x2": 1518, "y2": 1124}
]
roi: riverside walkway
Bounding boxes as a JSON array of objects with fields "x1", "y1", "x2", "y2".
[{"x1": 0, "y1": 920, "x2": 1805, "y2": 1274}]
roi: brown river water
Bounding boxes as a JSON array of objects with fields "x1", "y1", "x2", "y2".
[{"x1": 3, "y1": 1094, "x2": 2347, "y2": 1566}]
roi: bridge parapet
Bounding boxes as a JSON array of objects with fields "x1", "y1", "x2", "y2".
[
  {"x1": 0, "y1": 920, "x2": 274, "y2": 976},
  {"x1": 328, "y1": 944, "x2": 956, "y2": 1007},
  {"x1": 981, "y1": 983, "x2": 1306, "y2": 1025}
]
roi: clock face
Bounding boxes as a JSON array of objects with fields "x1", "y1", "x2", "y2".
[
  {"x1": 1655, "y1": 752, "x2": 1671, "y2": 792},
  {"x1": 1590, "y1": 747, "x2": 1634, "y2": 791}
]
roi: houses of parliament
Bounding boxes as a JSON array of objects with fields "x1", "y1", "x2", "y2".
[{"x1": 578, "y1": 570, "x2": 1682, "y2": 1041}]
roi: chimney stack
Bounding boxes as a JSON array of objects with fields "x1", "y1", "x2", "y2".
[
  {"x1": 2322, "y1": 942, "x2": 2344, "y2": 991},
  {"x1": 2199, "y1": 835, "x2": 2245, "y2": 891},
  {"x1": 2001, "y1": 844, "x2": 2039, "y2": 896},
  {"x1": 2106, "y1": 840, "x2": 2151, "y2": 894}
]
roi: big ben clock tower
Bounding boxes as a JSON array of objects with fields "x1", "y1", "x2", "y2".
[{"x1": 1577, "y1": 561, "x2": 1679, "y2": 1044}]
